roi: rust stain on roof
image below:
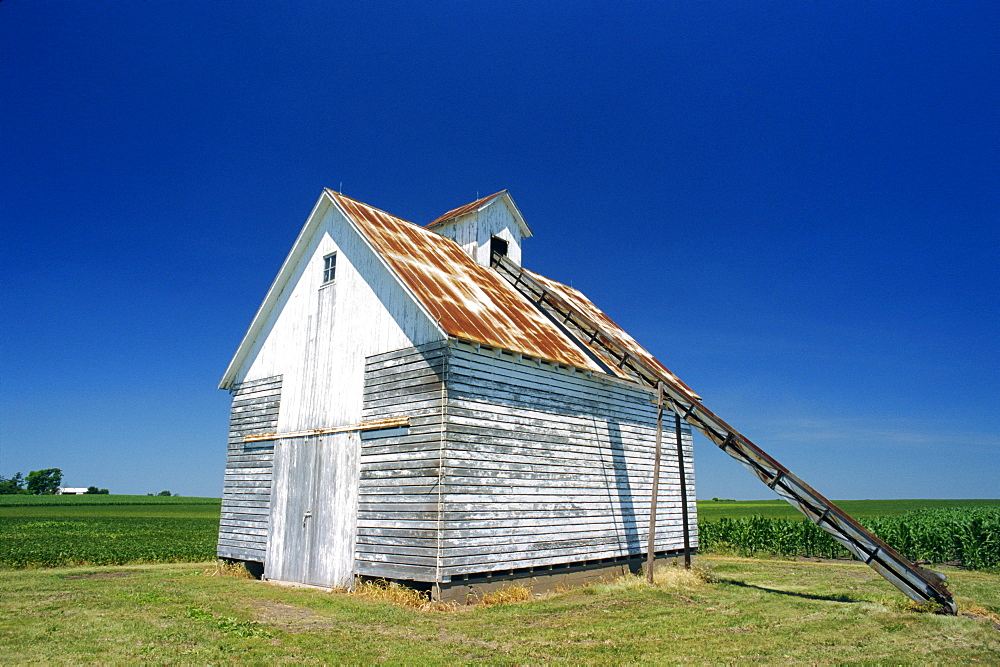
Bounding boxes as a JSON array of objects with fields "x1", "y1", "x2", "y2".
[
  {"x1": 326, "y1": 189, "x2": 695, "y2": 394},
  {"x1": 427, "y1": 190, "x2": 507, "y2": 227},
  {"x1": 327, "y1": 190, "x2": 602, "y2": 372}
]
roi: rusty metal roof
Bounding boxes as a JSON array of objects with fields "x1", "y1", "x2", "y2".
[
  {"x1": 327, "y1": 190, "x2": 603, "y2": 372},
  {"x1": 326, "y1": 189, "x2": 690, "y2": 390},
  {"x1": 426, "y1": 190, "x2": 508, "y2": 227}
]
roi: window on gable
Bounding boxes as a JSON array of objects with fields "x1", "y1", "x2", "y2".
[{"x1": 322, "y1": 252, "x2": 337, "y2": 284}]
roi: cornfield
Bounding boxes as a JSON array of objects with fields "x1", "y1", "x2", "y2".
[
  {"x1": 698, "y1": 507, "x2": 1000, "y2": 570},
  {"x1": 2, "y1": 500, "x2": 997, "y2": 571}
]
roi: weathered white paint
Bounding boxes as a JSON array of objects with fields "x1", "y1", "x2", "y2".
[
  {"x1": 440, "y1": 342, "x2": 697, "y2": 577},
  {"x1": 356, "y1": 343, "x2": 447, "y2": 582},
  {"x1": 221, "y1": 196, "x2": 445, "y2": 587},
  {"x1": 355, "y1": 340, "x2": 697, "y2": 582},
  {"x1": 429, "y1": 195, "x2": 527, "y2": 267},
  {"x1": 233, "y1": 201, "x2": 445, "y2": 432},
  {"x1": 265, "y1": 432, "x2": 360, "y2": 588},
  {"x1": 219, "y1": 191, "x2": 696, "y2": 590},
  {"x1": 244, "y1": 416, "x2": 409, "y2": 442},
  {"x1": 218, "y1": 376, "x2": 281, "y2": 563}
]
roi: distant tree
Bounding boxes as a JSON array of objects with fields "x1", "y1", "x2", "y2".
[
  {"x1": 0, "y1": 472, "x2": 28, "y2": 494},
  {"x1": 85, "y1": 486, "x2": 109, "y2": 494},
  {"x1": 26, "y1": 469, "x2": 62, "y2": 495},
  {"x1": 157, "y1": 490, "x2": 172, "y2": 497},
  {"x1": 99, "y1": 488, "x2": 109, "y2": 494}
]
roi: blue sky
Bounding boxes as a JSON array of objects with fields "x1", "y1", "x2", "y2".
[{"x1": 2, "y1": 1, "x2": 997, "y2": 499}]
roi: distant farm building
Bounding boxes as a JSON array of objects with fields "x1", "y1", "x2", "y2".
[
  {"x1": 217, "y1": 190, "x2": 697, "y2": 599},
  {"x1": 56, "y1": 488, "x2": 89, "y2": 495}
]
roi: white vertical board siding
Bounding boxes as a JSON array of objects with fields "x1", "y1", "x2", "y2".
[
  {"x1": 221, "y1": 200, "x2": 444, "y2": 587},
  {"x1": 217, "y1": 376, "x2": 282, "y2": 562},
  {"x1": 429, "y1": 199, "x2": 523, "y2": 267},
  {"x1": 438, "y1": 341, "x2": 697, "y2": 577},
  {"x1": 429, "y1": 217, "x2": 478, "y2": 260},
  {"x1": 233, "y1": 203, "x2": 445, "y2": 433},
  {"x1": 471, "y1": 198, "x2": 522, "y2": 266},
  {"x1": 355, "y1": 342, "x2": 448, "y2": 582},
  {"x1": 264, "y1": 431, "x2": 359, "y2": 588}
]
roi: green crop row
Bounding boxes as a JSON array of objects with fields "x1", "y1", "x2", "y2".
[
  {"x1": 0, "y1": 495, "x2": 222, "y2": 507},
  {"x1": 696, "y1": 498, "x2": 1000, "y2": 522},
  {"x1": 3, "y1": 505, "x2": 997, "y2": 570},
  {"x1": 698, "y1": 507, "x2": 1000, "y2": 570},
  {"x1": 0, "y1": 517, "x2": 219, "y2": 567}
]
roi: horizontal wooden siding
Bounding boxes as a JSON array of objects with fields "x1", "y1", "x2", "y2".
[
  {"x1": 217, "y1": 375, "x2": 281, "y2": 562},
  {"x1": 355, "y1": 342, "x2": 446, "y2": 582},
  {"x1": 438, "y1": 341, "x2": 697, "y2": 577}
]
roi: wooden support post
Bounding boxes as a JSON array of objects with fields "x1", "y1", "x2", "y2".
[
  {"x1": 676, "y1": 410, "x2": 692, "y2": 568},
  {"x1": 646, "y1": 382, "x2": 665, "y2": 583}
]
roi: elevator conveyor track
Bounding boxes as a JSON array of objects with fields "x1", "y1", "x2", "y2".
[{"x1": 492, "y1": 253, "x2": 957, "y2": 615}]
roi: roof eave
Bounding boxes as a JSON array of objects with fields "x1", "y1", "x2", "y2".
[
  {"x1": 218, "y1": 193, "x2": 333, "y2": 391},
  {"x1": 499, "y1": 191, "x2": 533, "y2": 239}
]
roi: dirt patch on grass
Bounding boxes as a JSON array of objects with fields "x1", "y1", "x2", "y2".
[
  {"x1": 63, "y1": 571, "x2": 138, "y2": 580},
  {"x1": 254, "y1": 600, "x2": 340, "y2": 632}
]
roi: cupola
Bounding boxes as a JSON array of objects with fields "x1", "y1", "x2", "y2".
[{"x1": 426, "y1": 190, "x2": 532, "y2": 268}]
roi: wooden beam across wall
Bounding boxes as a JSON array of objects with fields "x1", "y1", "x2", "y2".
[{"x1": 243, "y1": 416, "x2": 410, "y2": 443}]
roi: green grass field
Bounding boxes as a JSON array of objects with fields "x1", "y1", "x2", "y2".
[
  {"x1": 700, "y1": 499, "x2": 1000, "y2": 570},
  {"x1": 2, "y1": 496, "x2": 999, "y2": 661},
  {"x1": 0, "y1": 494, "x2": 222, "y2": 509},
  {"x1": 0, "y1": 557, "x2": 997, "y2": 662}
]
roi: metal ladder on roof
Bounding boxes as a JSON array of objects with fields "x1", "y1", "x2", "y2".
[{"x1": 491, "y1": 253, "x2": 957, "y2": 614}]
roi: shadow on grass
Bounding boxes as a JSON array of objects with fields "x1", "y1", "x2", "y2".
[{"x1": 716, "y1": 578, "x2": 861, "y2": 603}]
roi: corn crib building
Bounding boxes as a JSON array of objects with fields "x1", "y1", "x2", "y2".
[{"x1": 216, "y1": 189, "x2": 698, "y2": 600}]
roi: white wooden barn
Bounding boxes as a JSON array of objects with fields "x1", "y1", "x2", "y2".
[{"x1": 217, "y1": 189, "x2": 698, "y2": 599}]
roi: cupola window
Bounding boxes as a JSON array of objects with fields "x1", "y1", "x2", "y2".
[{"x1": 489, "y1": 236, "x2": 509, "y2": 265}]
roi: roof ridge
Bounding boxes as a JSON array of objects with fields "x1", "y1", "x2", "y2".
[
  {"x1": 426, "y1": 190, "x2": 508, "y2": 227},
  {"x1": 325, "y1": 189, "x2": 427, "y2": 230}
]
